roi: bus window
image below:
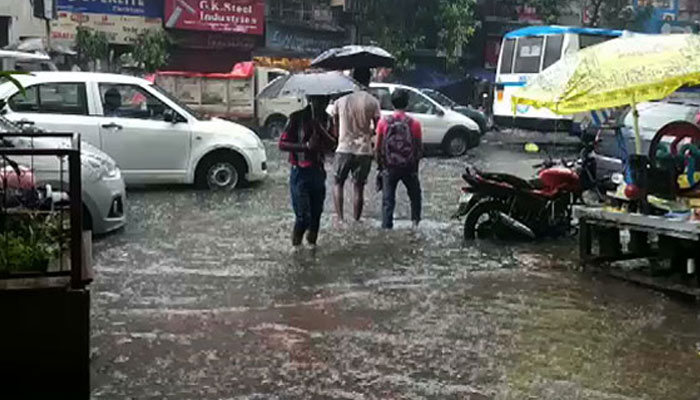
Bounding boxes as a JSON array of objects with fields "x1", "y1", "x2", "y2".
[
  {"x1": 580, "y1": 34, "x2": 613, "y2": 49},
  {"x1": 499, "y1": 38, "x2": 516, "y2": 74},
  {"x1": 514, "y1": 37, "x2": 543, "y2": 74},
  {"x1": 543, "y1": 35, "x2": 564, "y2": 70}
]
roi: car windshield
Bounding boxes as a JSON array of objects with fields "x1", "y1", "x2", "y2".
[
  {"x1": 150, "y1": 84, "x2": 210, "y2": 120},
  {"x1": 422, "y1": 89, "x2": 457, "y2": 107}
]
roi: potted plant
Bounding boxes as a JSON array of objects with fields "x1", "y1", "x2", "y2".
[{"x1": 0, "y1": 212, "x2": 70, "y2": 275}]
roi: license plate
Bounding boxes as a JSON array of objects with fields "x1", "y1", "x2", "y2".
[{"x1": 459, "y1": 192, "x2": 474, "y2": 204}]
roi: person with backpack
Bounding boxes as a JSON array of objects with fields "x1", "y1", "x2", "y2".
[{"x1": 375, "y1": 89, "x2": 423, "y2": 229}]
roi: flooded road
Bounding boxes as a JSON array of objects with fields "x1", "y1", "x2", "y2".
[{"x1": 91, "y1": 142, "x2": 700, "y2": 399}]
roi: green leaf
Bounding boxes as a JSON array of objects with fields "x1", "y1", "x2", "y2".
[{"x1": 0, "y1": 71, "x2": 27, "y2": 96}]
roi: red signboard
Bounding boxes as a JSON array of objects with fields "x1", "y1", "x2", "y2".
[{"x1": 164, "y1": 0, "x2": 264, "y2": 36}]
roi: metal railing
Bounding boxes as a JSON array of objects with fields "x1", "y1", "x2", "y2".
[{"x1": 0, "y1": 131, "x2": 84, "y2": 289}]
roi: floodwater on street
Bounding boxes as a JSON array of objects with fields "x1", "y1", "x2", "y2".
[{"x1": 90, "y1": 141, "x2": 700, "y2": 399}]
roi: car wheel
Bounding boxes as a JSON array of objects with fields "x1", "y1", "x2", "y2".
[
  {"x1": 196, "y1": 153, "x2": 245, "y2": 191},
  {"x1": 265, "y1": 115, "x2": 287, "y2": 140},
  {"x1": 443, "y1": 129, "x2": 469, "y2": 157}
]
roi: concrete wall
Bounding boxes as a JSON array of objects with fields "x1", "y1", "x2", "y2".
[{"x1": 0, "y1": 1, "x2": 48, "y2": 44}]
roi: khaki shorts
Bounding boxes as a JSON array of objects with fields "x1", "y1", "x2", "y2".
[{"x1": 334, "y1": 153, "x2": 373, "y2": 185}]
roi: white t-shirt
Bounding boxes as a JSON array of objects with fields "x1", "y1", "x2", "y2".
[{"x1": 331, "y1": 91, "x2": 381, "y2": 156}]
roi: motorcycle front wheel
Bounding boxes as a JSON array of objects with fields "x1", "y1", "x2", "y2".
[{"x1": 463, "y1": 200, "x2": 504, "y2": 240}]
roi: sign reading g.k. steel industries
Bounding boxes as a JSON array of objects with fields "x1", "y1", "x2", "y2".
[
  {"x1": 164, "y1": 0, "x2": 264, "y2": 36},
  {"x1": 56, "y1": 0, "x2": 163, "y2": 18}
]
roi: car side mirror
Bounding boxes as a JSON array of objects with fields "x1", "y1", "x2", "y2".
[
  {"x1": 163, "y1": 109, "x2": 180, "y2": 123},
  {"x1": 436, "y1": 108, "x2": 445, "y2": 117}
]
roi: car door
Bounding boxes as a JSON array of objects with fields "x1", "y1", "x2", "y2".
[
  {"x1": 5, "y1": 82, "x2": 101, "y2": 147},
  {"x1": 95, "y1": 82, "x2": 191, "y2": 184},
  {"x1": 404, "y1": 89, "x2": 445, "y2": 145}
]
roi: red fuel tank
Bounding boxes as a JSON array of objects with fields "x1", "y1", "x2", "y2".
[{"x1": 538, "y1": 167, "x2": 581, "y2": 195}]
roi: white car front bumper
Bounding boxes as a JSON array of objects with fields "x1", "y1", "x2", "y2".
[{"x1": 245, "y1": 147, "x2": 268, "y2": 182}]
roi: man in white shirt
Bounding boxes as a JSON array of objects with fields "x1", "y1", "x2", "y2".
[{"x1": 331, "y1": 68, "x2": 381, "y2": 222}]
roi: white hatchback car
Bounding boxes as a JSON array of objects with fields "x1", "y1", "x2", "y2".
[
  {"x1": 0, "y1": 72, "x2": 267, "y2": 190},
  {"x1": 369, "y1": 83, "x2": 481, "y2": 157}
]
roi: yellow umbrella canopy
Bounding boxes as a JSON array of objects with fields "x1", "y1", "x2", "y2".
[{"x1": 512, "y1": 33, "x2": 700, "y2": 154}]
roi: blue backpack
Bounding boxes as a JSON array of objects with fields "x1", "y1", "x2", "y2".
[{"x1": 383, "y1": 115, "x2": 416, "y2": 169}]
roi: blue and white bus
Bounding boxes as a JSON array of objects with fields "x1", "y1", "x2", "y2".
[{"x1": 493, "y1": 26, "x2": 623, "y2": 132}]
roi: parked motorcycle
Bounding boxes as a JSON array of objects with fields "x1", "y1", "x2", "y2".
[{"x1": 453, "y1": 139, "x2": 603, "y2": 241}]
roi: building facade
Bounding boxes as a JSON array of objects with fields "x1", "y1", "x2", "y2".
[
  {"x1": 679, "y1": 0, "x2": 700, "y2": 21},
  {"x1": 254, "y1": 0, "x2": 347, "y2": 68},
  {"x1": 634, "y1": 0, "x2": 699, "y2": 32},
  {"x1": 0, "y1": 0, "x2": 50, "y2": 48},
  {"x1": 471, "y1": 0, "x2": 545, "y2": 72},
  {"x1": 162, "y1": 0, "x2": 264, "y2": 72}
]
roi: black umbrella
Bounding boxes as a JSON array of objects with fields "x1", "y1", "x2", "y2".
[
  {"x1": 311, "y1": 45, "x2": 395, "y2": 70},
  {"x1": 257, "y1": 71, "x2": 362, "y2": 99}
]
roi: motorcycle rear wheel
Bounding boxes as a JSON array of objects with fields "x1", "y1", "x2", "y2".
[{"x1": 463, "y1": 200, "x2": 504, "y2": 240}]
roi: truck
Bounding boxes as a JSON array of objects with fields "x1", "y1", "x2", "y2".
[{"x1": 154, "y1": 62, "x2": 303, "y2": 138}]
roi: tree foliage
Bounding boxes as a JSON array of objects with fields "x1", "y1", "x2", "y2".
[
  {"x1": 523, "y1": 0, "x2": 562, "y2": 24},
  {"x1": 73, "y1": 26, "x2": 109, "y2": 71},
  {"x1": 532, "y1": 0, "x2": 654, "y2": 30},
  {"x1": 132, "y1": 29, "x2": 170, "y2": 73},
  {"x1": 356, "y1": 0, "x2": 477, "y2": 71},
  {"x1": 582, "y1": 0, "x2": 651, "y2": 29},
  {"x1": 0, "y1": 71, "x2": 26, "y2": 95},
  {"x1": 437, "y1": 0, "x2": 477, "y2": 70}
]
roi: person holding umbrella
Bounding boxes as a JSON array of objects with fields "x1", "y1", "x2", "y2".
[
  {"x1": 330, "y1": 68, "x2": 381, "y2": 223},
  {"x1": 270, "y1": 72, "x2": 362, "y2": 247},
  {"x1": 311, "y1": 46, "x2": 396, "y2": 223},
  {"x1": 279, "y1": 94, "x2": 337, "y2": 247}
]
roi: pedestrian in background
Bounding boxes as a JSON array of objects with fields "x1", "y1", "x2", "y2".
[
  {"x1": 279, "y1": 95, "x2": 336, "y2": 247},
  {"x1": 375, "y1": 89, "x2": 423, "y2": 229},
  {"x1": 331, "y1": 68, "x2": 381, "y2": 223}
]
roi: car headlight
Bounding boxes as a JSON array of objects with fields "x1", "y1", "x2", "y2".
[{"x1": 82, "y1": 153, "x2": 119, "y2": 181}]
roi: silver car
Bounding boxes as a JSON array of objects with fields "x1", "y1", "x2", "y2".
[{"x1": 0, "y1": 119, "x2": 126, "y2": 235}]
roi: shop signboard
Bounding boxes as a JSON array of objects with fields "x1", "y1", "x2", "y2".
[
  {"x1": 56, "y1": 0, "x2": 162, "y2": 18},
  {"x1": 50, "y1": 11, "x2": 162, "y2": 45},
  {"x1": 170, "y1": 30, "x2": 259, "y2": 50},
  {"x1": 164, "y1": 0, "x2": 265, "y2": 36},
  {"x1": 265, "y1": 22, "x2": 345, "y2": 56}
]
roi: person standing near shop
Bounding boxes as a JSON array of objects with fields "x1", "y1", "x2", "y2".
[
  {"x1": 331, "y1": 68, "x2": 382, "y2": 223},
  {"x1": 375, "y1": 89, "x2": 423, "y2": 229},
  {"x1": 279, "y1": 95, "x2": 336, "y2": 247}
]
